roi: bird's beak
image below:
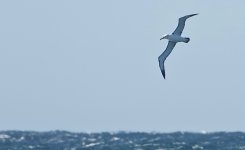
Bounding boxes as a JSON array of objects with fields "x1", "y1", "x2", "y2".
[
  {"x1": 160, "y1": 37, "x2": 165, "y2": 40},
  {"x1": 160, "y1": 35, "x2": 168, "y2": 40}
]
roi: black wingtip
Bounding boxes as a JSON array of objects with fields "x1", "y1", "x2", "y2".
[
  {"x1": 161, "y1": 70, "x2": 166, "y2": 79},
  {"x1": 189, "y1": 13, "x2": 198, "y2": 17}
]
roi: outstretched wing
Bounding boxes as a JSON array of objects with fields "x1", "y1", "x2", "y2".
[
  {"x1": 172, "y1": 14, "x2": 198, "y2": 35},
  {"x1": 158, "y1": 41, "x2": 176, "y2": 79}
]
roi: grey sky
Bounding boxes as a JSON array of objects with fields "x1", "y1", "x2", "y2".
[{"x1": 0, "y1": 1, "x2": 245, "y2": 132}]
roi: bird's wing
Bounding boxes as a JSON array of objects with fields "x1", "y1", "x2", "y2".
[
  {"x1": 158, "y1": 41, "x2": 176, "y2": 79},
  {"x1": 172, "y1": 14, "x2": 198, "y2": 35}
]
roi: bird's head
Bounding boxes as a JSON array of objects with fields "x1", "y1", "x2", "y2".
[{"x1": 160, "y1": 34, "x2": 169, "y2": 40}]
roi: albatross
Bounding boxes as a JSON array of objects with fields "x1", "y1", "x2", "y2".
[{"x1": 158, "y1": 14, "x2": 198, "y2": 79}]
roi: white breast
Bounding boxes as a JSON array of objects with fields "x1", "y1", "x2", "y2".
[{"x1": 168, "y1": 34, "x2": 186, "y2": 42}]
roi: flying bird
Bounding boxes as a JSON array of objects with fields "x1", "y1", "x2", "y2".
[{"x1": 158, "y1": 14, "x2": 198, "y2": 79}]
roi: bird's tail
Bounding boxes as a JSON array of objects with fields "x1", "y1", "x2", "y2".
[{"x1": 184, "y1": 38, "x2": 190, "y2": 43}]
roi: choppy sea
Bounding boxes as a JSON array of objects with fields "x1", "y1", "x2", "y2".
[{"x1": 0, "y1": 131, "x2": 245, "y2": 150}]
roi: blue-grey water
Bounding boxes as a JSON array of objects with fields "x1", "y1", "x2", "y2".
[{"x1": 0, "y1": 131, "x2": 245, "y2": 150}]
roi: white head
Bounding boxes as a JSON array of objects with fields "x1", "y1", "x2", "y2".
[{"x1": 160, "y1": 34, "x2": 169, "y2": 40}]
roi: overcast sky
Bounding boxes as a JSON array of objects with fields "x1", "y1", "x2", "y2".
[{"x1": 0, "y1": 0, "x2": 245, "y2": 132}]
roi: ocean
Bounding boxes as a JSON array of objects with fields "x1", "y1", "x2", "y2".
[{"x1": 0, "y1": 131, "x2": 245, "y2": 150}]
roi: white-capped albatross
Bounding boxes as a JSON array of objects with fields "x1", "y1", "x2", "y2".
[{"x1": 158, "y1": 14, "x2": 198, "y2": 79}]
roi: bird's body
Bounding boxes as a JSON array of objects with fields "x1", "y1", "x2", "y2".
[
  {"x1": 158, "y1": 14, "x2": 198, "y2": 79},
  {"x1": 163, "y1": 34, "x2": 190, "y2": 43}
]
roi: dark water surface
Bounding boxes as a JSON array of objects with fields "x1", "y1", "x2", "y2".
[{"x1": 0, "y1": 131, "x2": 245, "y2": 150}]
